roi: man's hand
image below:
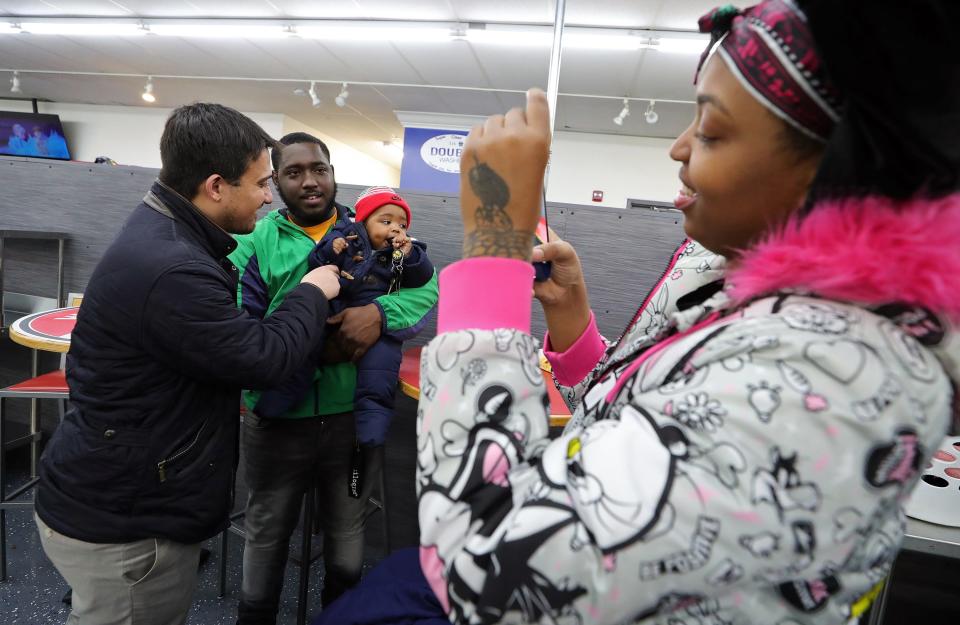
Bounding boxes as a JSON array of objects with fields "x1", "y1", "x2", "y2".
[
  {"x1": 300, "y1": 264, "x2": 341, "y2": 300},
  {"x1": 459, "y1": 88, "x2": 551, "y2": 260},
  {"x1": 326, "y1": 303, "x2": 382, "y2": 362},
  {"x1": 332, "y1": 237, "x2": 348, "y2": 255}
]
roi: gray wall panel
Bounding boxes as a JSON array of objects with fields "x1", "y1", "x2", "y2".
[{"x1": 0, "y1": 156, "x2": 685, "y2": 426}]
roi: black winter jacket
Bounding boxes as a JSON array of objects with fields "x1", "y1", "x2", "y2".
[{"x1": 36, "y1": 180, "x2": 330, "y2": 544}]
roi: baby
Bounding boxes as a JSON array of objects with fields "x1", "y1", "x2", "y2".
[{"x1": 254, "y1": 187, "x2": 434, "y2": 451}]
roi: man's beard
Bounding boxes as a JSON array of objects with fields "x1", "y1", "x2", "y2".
[{"x1": 278, "y1": 181, "x2": 338, "y2": 226}]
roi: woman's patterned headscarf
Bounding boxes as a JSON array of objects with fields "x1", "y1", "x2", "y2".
[{"x1": 696, "y1": 1, "x2": 840, "y2": 142}]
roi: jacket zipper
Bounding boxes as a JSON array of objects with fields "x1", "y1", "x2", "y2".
[
  {"x1": 594, "y1": 240, "x2": 691, "y2": 379},
  {"x1": 157, "y1": 420, "x2": 208, "y2": 483}
]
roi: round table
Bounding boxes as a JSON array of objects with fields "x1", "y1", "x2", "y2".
[
  {"x1": 8, "y1": 306, "x2": 78, "y2": 353},
  {"x1": 398, "y1": 345, "x2": 572, "y2": 428}
]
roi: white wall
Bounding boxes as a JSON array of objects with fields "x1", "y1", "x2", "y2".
[
  {"x1": 1, "y1": 97, "x2": 673, "y2": 206},
  {"x1": 547, "y1": 131, "x2": 679, "y2": 207},
  {"x1": 0, "y1": 98, "x2": 285, "y2": 168},
  {"x1": 282, "y1": 116, "x2": 400, "y2": 188}
]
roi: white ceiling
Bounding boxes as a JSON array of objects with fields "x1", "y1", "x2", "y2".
[{"x1": 0, "y1": 1, "x2": 720, "y2": 167}]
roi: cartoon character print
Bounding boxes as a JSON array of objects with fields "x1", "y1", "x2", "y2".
[
  {"x1": 637, "y1": 283, "x2": 673, "y2": 341},
  {"x1": 540, "y1": 405, "x2": 689, "y2": 551},
  {"x1": 683, "y1": 441, "x2": 748, "y2": 490},
  {"x1": 421, "y1": 418, "x2": 587, "y2": 624},
  {"x1": 417, "y1": 409, "x2": 438, "y2": 491},
  {"x1": 832, "y1": 502, "x2": 899, "y2": 586},
  {"x1": 747, "y1": 381, "x2": 782, "y2": 422},
  {"x1": 751, "y1": 447, "x2": 822, "y2": 521},
  {"x1": 850, "y1": 375, "x2": 902, "y2": 422},
  {"x1": 655, "y1": 364, "x2": 710, "y2": 396},
  {"x1": 660, "y1": 597, "x2": 730, "y2": 625},
  {"x1": 778, "y1": 574, "x2": 841, "y2": 614},
  {"x1": 637, "y1": 515, "x2": 723, "y2": 582},
  {"x1": 864, "y1": 428, "x2": 923, "y2": 489},
  {"x1": 802, "y1": 338, "x2": 902, "y2": 422},
  {"x1": 438, "y1": 384, "x2": 547, "y2": 461},
  {"x1": 434, "y1": 331, "x2": 476, "y2": 371},
  {"x1": 739, "y1": 531, "x2": 781, "y2": 559},
  {"x1": 873, "y1": 303, "x2": 946, "y2": 347},
  {"x1": 688, "y1": 332, "x2": 779, "y2": 370},
  {"x1": 571, "y1": 365, "x2": 625, "y2": 429},
  {"x1": 421, "y1": 376, "x2": 438, "y2": 402},
  {"x1": 778, "y1": 360, "x2": 829, "y2": 412},
  {"x1": 492, "y1": 327, "x2": 515, "y2": 352},
  {"x1": 515, "y1": 331, "x2": 545, "y2": 387},
  {"x1": 460, "y1": 358, "x2": 487, "y2": 393},
  {"x1": 877, "y1": 317, "x2": 941, "y2": 383},
  {"x1": 665, "y1": 392, "x2": 727, "y2": 433},
  {"x1": 780, "y1": 302, "x2": 856, "y2": 335},
  {"x1": 706, "y1": 558, "x2": 745, "y2": 587},
  {"x1": 803, "y1": 339, "x2": 870, "y2": 384},
  {"x1": 755, "y1": 520, "x2": 818, "y2": 582}
]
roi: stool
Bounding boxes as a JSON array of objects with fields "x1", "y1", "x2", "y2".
[{"x1": 0, "y1": 369, "x2": 69, "y2": 580}]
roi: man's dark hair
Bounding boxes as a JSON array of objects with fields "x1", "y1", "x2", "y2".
[
  {"x1": 158, "y1": 103, "x2": 277, "y2": 200},
  {"x1": 271, "y1": 132, "x2": 332, "y2": 171}
]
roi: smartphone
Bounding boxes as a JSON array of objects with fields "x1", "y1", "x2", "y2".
[{"x1": 533, "y1": 188, "x2": 552, "y2": 282}]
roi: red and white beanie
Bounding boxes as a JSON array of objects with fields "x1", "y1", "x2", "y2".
[{"x1": 353, "y1": 186, "x2": 412, "y2": 227}]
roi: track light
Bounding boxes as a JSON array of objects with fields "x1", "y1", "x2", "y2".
[
  {"x1": 613, "y1": 98, "x2": 630, "y2": 126},
  {"x1": 141, "y1": 76, "x2": 155, "y2": 103},
  {"x1": 308, "y1": 81, "x2": 321, "y2": 107},
  {"x1": 335, "y1": 82, "x2": 349, "y2": 107},
  {"x1": 10, "y1": 71, "x2": 21, "y2": 94},
  {"x1": 644, "y1": 100, "x2": 658, "y2": 124}
]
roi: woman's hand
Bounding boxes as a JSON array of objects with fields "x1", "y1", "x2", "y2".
[
  {"x1": 459, "y1": 89, "x2": 552, "y2": 260},
  {"x1": 532, "y1": 231, "x2": 586, "y2": 308},
  {"x1": 532, "y1": 232, "x2": 592, "y2": 352}
]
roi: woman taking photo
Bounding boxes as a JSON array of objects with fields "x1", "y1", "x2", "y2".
[{"x1": 416, "y1": 1, "x2": 960, "y2": 624}]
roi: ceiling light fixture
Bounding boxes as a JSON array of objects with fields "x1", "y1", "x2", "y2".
[
  {"x1": 335, "y1": 82, "x2": 349, "y2": 107},
  {"x1": 651, "y1": 37, "x2": 708, "y2": 55},
  {"x1": 148, "y1": 24, "x2": 287, "y2": 39},
  {"x1": 297, "y1": 24, "x2": 451, "y2": 42},
  {"x1": 613, "y1": 98, "x2": 630, "y2": 126},
  {"x1": 380, "y1": 137, "x2": 403, "y2": 154},
  {"x1": 644, "y1": 100, "x2": 658, "y2": 124},
  {"x1": 19, "y1": 21, "x2": 145, "y2": 36},
  {"x1": 10, "y1": 70, "x2": 21, "y2": 94},
  {"x1": 308, "y1": 81, "x2": 321, "y2": 107},
  {"x1": 141, "y1": 76, "x2": 156, "y2": 102}
]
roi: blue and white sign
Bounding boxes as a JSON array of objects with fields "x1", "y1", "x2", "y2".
[{"x1": 400, "y1": 127, "x2": 468, "y2": 193}]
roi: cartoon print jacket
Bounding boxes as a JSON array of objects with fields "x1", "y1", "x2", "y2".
[{"x1": 417, "y1": 196, "x2": 960, "y2": 625}]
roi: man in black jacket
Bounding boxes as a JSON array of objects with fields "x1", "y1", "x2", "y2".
[{"x1": 34, "y1": 103, "x2": 341, "y2": 625}]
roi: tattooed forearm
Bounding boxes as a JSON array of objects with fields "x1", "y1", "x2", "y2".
[{"x1": 462, "y1": 156, "x2": 533, "y2": 260}]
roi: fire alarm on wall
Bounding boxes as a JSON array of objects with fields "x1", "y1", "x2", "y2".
[{"x1": 592, "y1": 190, "x2": 603, "y2": 202}]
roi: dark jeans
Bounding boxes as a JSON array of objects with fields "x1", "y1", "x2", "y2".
[{"x1": 237, "y1": 412, "x2": 382, "y2": 625}]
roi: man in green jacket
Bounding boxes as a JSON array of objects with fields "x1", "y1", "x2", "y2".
[{"x1": 230, "y1": 132, "x2": 438, "y2": 624}]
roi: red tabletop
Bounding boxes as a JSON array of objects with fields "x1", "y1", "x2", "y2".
[
  {"x1": 8, "y1": 306, "x2": 78, "y2": 353},
  {"x1": 399, "y1": 345, "x2": 572, "y2": 427}
]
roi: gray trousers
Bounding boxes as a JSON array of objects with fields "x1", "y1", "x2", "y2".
[
  {"x1": 238, "y1": 412, "x2": 382, "y2": 624},
  {"x1": 36, "y1": 514, "x2": 202, "y2": 625}
]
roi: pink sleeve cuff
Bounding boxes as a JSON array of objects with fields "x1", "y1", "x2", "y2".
[
  {"x1": 543, "y1": 312, "x2": 606, "y2": 386},
  {"x1": 438, "y1": 257, "x2": 534, "y2": 334}
]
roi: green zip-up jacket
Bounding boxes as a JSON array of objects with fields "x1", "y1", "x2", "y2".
[{"x1": 230, "y1": 205, "x2": 438, "y2": 417}]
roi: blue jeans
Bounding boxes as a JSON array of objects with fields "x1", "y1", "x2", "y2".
[{"x1": 237, "y1": 412, "x2": 382, "y2": 625}]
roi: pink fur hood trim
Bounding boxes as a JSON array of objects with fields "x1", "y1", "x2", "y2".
[{"x1": 729, "y1": 193, "x2": 960, "y2": 322}]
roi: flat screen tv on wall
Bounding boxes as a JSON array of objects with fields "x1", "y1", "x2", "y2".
[{"x1": 0, "y1": 111, "x2": 71, "y2": 160}]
